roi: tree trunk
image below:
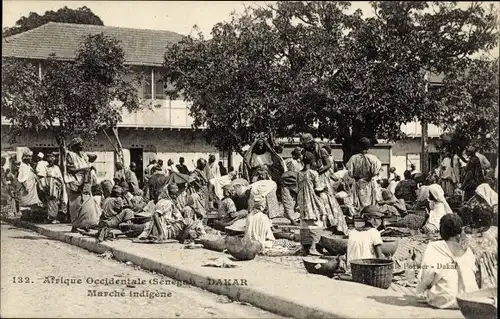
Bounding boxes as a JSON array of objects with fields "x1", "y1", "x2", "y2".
[
  {"x1": 57, "y1": 136, "x2": 67, "y2": 179},
  {"x1": 112, "y1": 127, "x2": 124, "y2": 163}
]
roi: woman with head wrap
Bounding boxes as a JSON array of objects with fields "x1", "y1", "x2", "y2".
[
  {"x1": 378, "y1": 189, "x2": 406, "y2": 217},
  {"x1": 65, "y1": 137, "x2": 101, "y2": 232},
  {"x1": 346, "y1": 137, "x2": 382, "y2": 211},
  {"x1": 346, "y1": 205, "x2": 385, "y2": 271},
  {"x1": 421, "y1": 184, "x2": 454, "y2": 234},
  {"x1": 459, "y1": 182, "x2": 498, "y2": 227},
  {"x1": 302, "y1": 134, "x2": 348, "y2": 234},
  {"x1": 243, "y1": 137, "x2": 287, "y2": 184}
]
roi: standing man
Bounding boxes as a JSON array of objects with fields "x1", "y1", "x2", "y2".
[
  {"x1": 204, "y1": 155, "x2": 220, "y2": 180},
  {"x1": 462, "y1": 146, "x2": 484, "y2": 201},
  {"x1": 176, "y1": 157, "x2": 190, "y2": 175},
  {"x1": 388, "y1": 167, "x2": 400, "y2": 183},
  {"x1": 476, "y1": 150, "x2": 491, "y2": 175},
  {"x1": 410, "y1": 163, "x2": 420, "y2": 177},
  {"x1": 439, "y1": 153, "x2": 455, "y2": 198},
  {"x1": 218, "y1": 161, "x2": 228, "y2": 176},
  {"x1": 35, "y1": 152, "x2": 49, "y2": 178},
  {"x1": 166, "y1": 159, "x2": 178, "y2": 175},
  {"x1": 127, "y1": 162, "x2": 141, "y2": 195},
  {"x1": 157, "y1": 160, "x2": 169, "y2": 175},
  {"x1": 144, "y1": 159, "x2": 157, "y2": 184},
  {"x1": 346, "y1": 137, "x2": 382, "y2": 211},
  {"x1": 114, "y1": 162, "x2": 127, "y2": 185}
]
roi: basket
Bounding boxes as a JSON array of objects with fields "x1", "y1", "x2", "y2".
[
  {"x1": 350, "y1": 258, "x2": 394, "y2": 289},
  {"x1": 457, "y1": 288, "x2": 497, "y2": 319}
]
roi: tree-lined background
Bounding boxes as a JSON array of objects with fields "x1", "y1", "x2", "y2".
[
  {"x1": 162, "y1": 1, "x2": 498, "y2": 160},
  {"x1": 2, "y1": 2, "x2": 499, "y2": 165}
]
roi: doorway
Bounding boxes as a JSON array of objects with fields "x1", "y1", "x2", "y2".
[{"x1": 130, "y1": 148, "x2": 144, "y2": 187}]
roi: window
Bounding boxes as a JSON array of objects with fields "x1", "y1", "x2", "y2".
[
  {"x1": 154, "y1": 70, "x2": 166, "y2": 100},
  {"x1": 142, "y1": 68, "x2": 167, "y2": 100},
  {"x1": 143, "y1": 68, "x2": 153, "y2": 99}
]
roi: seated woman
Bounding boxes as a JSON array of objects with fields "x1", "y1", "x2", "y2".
[
  {"x1": 465, "y1": 206, "x2": 497, "y2": 289},
  {"x1": 394, "y1": 170, "x2": 418, "y2": 204},
  {"x1": 96, "y1": 185, "x2": 136, "y2": 241},
  {"x1": 346, "y1": 205, "x2": 385, "y2": 271},
  {"x1": 210, "y1": 185, "x2": 248, "y2": 231},
  {"x1": 421, "y1": 184, "x2": 453, "y2": 234},
  {"x1": 335, "y1": 182, "x2": 357, "y2": 217},
  {"x1": 459, "y1": 181, "x2": 498, "y2": 227},
  {"x1": 137, "y1": 183, "x2": 205, "y2": 243},
  {"x1": 378, "y1": 189, "x2": 407, "y2": 217},
  {"x1": 416, "y1": 214, "x2": 478, "y2": 309},
  {"x1": 248, "y1": 167, "x2": 280, "y2": 220},
  {"x1": 244, "y1": 201, "x2": 275, "y2": 250}
]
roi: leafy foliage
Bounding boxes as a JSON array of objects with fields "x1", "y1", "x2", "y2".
[
  {"x1": 3, "y1": 6, "x2": 104, "y2": 37},
  {"x1": 435, "y1": 57, "x2": 499, "y2": 154},
  {"x1": 163, "y1": 1, "x2": 497, "y2": 154},
  {"x1": 1, "y1": 33, "x2": 142, "y2": 147}
]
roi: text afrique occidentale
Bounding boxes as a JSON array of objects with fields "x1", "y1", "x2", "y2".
[{"x1": 42, "y1": 276, "x2": 191, "y2": 287}]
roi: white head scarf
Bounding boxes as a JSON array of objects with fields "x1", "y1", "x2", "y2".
[
  {"x1": 475, "y1": 183, "x2": 498, "y2": 207},
  {"x1": 428, "y1": 184, "x2": 453, "y2": 215}
]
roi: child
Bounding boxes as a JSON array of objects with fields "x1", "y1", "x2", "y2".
[
  {"x1": 296, "y1": 151, "x2": 327, "y2": 256},
  {"x1": 218, "y1": 185, "x2": 237, "y2": 220},
  {"x1": 346, "y1": 205, "x2": 385, "y2": 271}
]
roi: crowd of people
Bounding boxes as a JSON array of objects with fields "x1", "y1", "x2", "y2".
[{"x1": 1, "y1": 134, "x2": 497, "y2": 310}]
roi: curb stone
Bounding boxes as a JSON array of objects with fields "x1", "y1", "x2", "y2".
[{"x1": 2, "y1": 217, "x2": 341, "y2": 319}]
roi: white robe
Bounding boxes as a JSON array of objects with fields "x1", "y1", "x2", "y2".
[{"x1": 416, "y1": 241, "x2": 478, "y2": 309}]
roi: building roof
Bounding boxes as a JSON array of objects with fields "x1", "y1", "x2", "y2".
[{"x1": 2, "y1": 22, "x2": 185, "y2": 66}]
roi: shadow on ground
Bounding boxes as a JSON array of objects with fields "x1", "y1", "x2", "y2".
[{"x1": 367, "y1": 295, "x2": 430, "y2": 308}]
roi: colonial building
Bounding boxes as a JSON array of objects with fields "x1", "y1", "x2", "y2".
[{"x1": 1, "y1": 22, "x2": 223, "y2": 182}]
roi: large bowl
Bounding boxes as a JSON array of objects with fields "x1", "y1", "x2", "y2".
[
  {"x1": 302, "y1": 257, "x2": 338, "y2": 278},
  {"x1": 380, "y1": 237, "x2": 400, "y2": 256},
  {"x1": 225, "y1": 236, "x2": 262, "y2": 261},
  {"x1": 319, "y1": 235, "x2": 348, "y2": 255},
  {"x1": 320, "y1": 235, "x2": 399, "y2": 257},
  {"x1": 457, "y1": 288, "x2": 497, "y2": 319}
]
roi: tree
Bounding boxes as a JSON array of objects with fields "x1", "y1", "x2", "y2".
[
  {"x1": 2, "y1": 33, "x2": 142, "y2": 171},
  {"x1": 435, "y1": 57, "x2": 499, "y2": 154},
  {"x1": 162, "y1": 1, "x2": 497, "y2": 161},
  {"x1": 3, "y1": 6, "x2": 104, "y2": 37}
]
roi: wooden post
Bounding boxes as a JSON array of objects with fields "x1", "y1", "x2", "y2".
[
  {"x1": 421, "y1": 121, "x2": 428, "y2": 174},
  {"x1": 421, "y1": 71, "x2": 430, "y2": 174},
  {"x1": 228, "y1": 149, "x2": 233, "y2": 169}
]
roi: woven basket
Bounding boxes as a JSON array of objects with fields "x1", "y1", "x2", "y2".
[{"x1": 350, "y1": 259, "x2": 394, "y2": 289}]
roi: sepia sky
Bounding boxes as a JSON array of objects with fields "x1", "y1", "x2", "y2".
[
  {"x1": 2, "y1": 1, "x2": 375, "y2": 36},
  {"x1": 3, "y1": 1, "x2": 498, "y2": 57}
]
